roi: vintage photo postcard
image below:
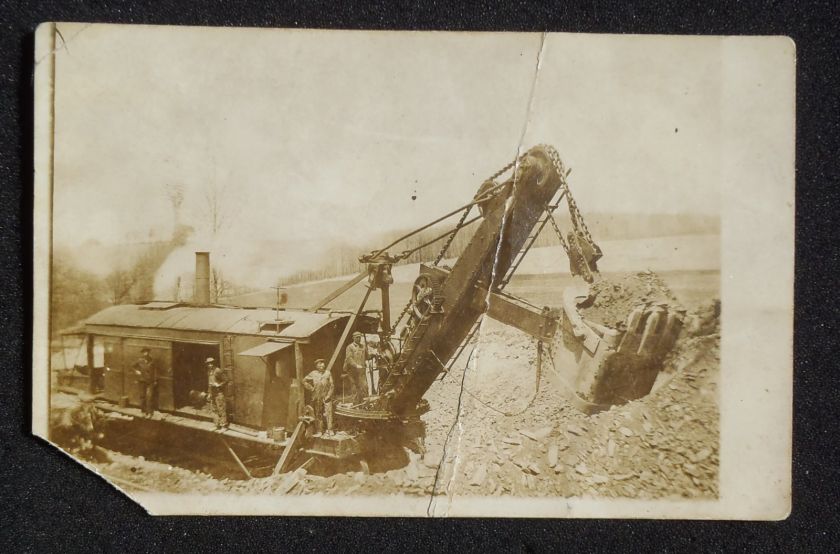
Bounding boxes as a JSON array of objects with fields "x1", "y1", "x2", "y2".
[{"x1": 32, "y1": 23, "x2": 794, "y2": 518}]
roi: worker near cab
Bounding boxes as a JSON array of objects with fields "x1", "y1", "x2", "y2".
[
  {"x1": 132, "y1": 348, "x2": 157, "y2": 417},
  {"x1": 303, "y1": 358, "x2": 334, "y2": 435},
  {"x1": 344, "y1": 331, "x2": 369, "y2": 403},
  {"x1": 366, "y1": 337, "x2": 380, "y2": 395},
  {"x1": 206, "y1": 357, "x2": 229, "y2": 429}
]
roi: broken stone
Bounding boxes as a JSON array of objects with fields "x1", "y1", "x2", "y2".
[
  {"x1": 532, "y1": 426, "x2": 553, "y2": 440},
  {"x1": 470, "y1": 464, "x2": 487, "y2": 487},
  {"x1": 575, "y1": 463, "x2": 589, "y2": 475},
  {"x1": 502, "y1": 437, "x2": 522, "y2": 446},
  {"x1": 547, "y1": 443, "x2": 559, "y2": 467},
  {"x1": 618, "y1": 427, "x2": 633, "y2": 437},
  {"x1": 528, "y1": 463, "x2": 541, "y2": 475},
  {"x1": 405, "y1": 461, "x2": 419, "y2": 482},
  {"x1": 682, "y1": 463, "x2": 701, "y2": 477},
  {"x1": 520, "y1": 430, "x2": 538, "y2": 441},
  {"x1": 567, "y1": 424, "x2": 586, "y2": 436},
  {"x1": 422, "y1": 448, "x2": 443, "y2": 469},
  {"x1": 607, "y1": 439, "x2": 617, "y2": 457},
  {"x1": 590, "y1": 474, "x2": 610, "y2": 484},
  {"x1": 690, "y1": 448, "x2": 712, "y2": 463},
  {"x1": 525, "y1": 474, "x2": 535, "y2": 489},
  {"x1": 561, "y1": 453, "x2": 578, "y2": 466}
]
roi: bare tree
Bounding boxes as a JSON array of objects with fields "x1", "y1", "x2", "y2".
[
  {"x1": 173, "y1": 275, "x2": 182, "y2": 302},
  {"x1": 211, "y1": 267, "x2": 228, "y2": 303},
  {"x1": 105, "y1": 268, "x2": 138, "y2": 304},
  {"x1": 202, "y1": 177, "x2": 232, "y2": 237},
  {"x1": 164, "y1": 183, "x2": 185, "y2": 227},
  {"x1": 51, "y1": 255, "x2": 107, "y2": 334}
]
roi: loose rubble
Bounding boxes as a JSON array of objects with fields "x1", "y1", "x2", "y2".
[{"x1": 421, "y1": 304, "x2": 720, "y2": 500}]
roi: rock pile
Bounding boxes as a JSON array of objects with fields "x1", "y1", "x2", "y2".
[
  {"x1": 581, "y1": 271, "x2": 680, "y2": 329},
  {"x1": 426, "y1": 303, "x2": 720, "y2": 500}
]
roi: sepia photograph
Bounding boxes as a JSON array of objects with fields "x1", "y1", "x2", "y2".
[{"x1": 32, "y1": 23, "x2": 793, "y2": 517}]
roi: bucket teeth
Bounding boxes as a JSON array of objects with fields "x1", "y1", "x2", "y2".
[{"x1": 616, "y1": 304, "x2": 684, "y2": 361}]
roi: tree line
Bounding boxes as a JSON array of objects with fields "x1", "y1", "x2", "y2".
[{"x1": 276, "y1": 211, "x2": 719, "y2": 286}]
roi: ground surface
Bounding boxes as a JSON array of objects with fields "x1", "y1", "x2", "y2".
[{"x1": 50, "y1": 264, "x2": 720, "y2": 504}]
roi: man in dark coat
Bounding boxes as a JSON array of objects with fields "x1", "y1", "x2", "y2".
[
  {"x1": 303, "y1": 358, "x2": 334, "y2": 435},
  {"x1": 132, "y1": 348, "x2": 157, "y2": 417},
  {"x1": 206, "y1": 357, "x2": 229, "y2": 429},
  {"x1": 343, "y1": 332, "x2": 369, "y2": 403}
]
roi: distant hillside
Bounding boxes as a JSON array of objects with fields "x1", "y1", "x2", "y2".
[
  {"x1": 277, "y1": 212, "x2": 719, "y2": 286},
  {"x1": 55, "y1": 212, "x2": 719, "y2": 293},
  {"x1": 554, "y1": 212, "x2": 718, "y2": 242}
]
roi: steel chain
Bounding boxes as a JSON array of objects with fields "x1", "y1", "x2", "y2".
[
  {"x1": 433, "y1": 204, "x2": 472, "y2": 266},
  {"x1": 547, "y1": 208, "x2": 571, "y2": 256},
  {"x1": 391, "y1": 294, "x2": 416, "y2": 334},
  {"x1": 541, "y1": 144, "x2": 595, "y2": 245},
  {"x1": 393, "y1": 151, "x2": 524, "y2": 333},
  {"x1": 539, "y1": 145, "x2": 596, "y2": 281}
]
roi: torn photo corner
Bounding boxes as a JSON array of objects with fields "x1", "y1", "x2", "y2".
[{"x1": 32, "y1": 23, "x2": 794, "y2": 518}]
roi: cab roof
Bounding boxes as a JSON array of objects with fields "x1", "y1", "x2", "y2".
[{"x1": 84, "y1": 303, "x2": 359, "y2": 339}]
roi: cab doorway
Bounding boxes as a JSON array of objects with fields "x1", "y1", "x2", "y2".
[{"x1": 172, "y1": 342, "x2": 220, "y2": 409}]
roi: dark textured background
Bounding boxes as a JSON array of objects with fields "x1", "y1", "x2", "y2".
[{"x1": 3, "y1": 1, "x2": 838, "y2": 551}]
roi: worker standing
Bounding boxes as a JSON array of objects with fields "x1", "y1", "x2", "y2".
[
  {"x1": 206, "y1": 357, "x2": 229, "y2": 430},
  {"x1": 343, "y1": 332, "x2": 369, "y2": 403},
  {"x1": 132, "y1": 348, "x2": 157, "y2": 417},
  {"x1": 303, "y1": 359, "x2": 334, "y2": 435}
]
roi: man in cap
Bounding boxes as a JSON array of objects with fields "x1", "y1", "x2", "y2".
[
  {"x1": 206, "y1": 357, "x2": 229, "y2": 429},
  {"x1": 303, "y1": 358, "x2": 334, "y2": 435},
  {"x1": 343, "y1": 331, "x2": 369, "y2": 403},
  {"x1": 132, "y1": 348, "x2": 157, "y2": 417}
]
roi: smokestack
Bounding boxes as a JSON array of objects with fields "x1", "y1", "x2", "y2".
[{"x1": 194, "y1": 251, "x2": 211, "y2": 305}]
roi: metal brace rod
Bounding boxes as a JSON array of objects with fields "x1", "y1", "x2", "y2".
[{"x1": 219, "y1": 436, "x2": 252, "y2": 479}]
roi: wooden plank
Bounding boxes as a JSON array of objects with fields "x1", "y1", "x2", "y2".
[
  {"x1": 276, "y1": 458, "x2": 314, "y2": 494},
  {"x1": 94, "y1": 401, "x2": 280, "y2": 446},
  {"x1": 274, "y1": 420, "x2": 306, "y2": 475},
  {"x1": 310, "y1": 270, "x2": 367, "y2": 311}
]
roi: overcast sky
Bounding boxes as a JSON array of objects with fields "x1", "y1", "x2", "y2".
[{"x1": 51, "y1": 25, "x2": 724, "y2": 286}]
